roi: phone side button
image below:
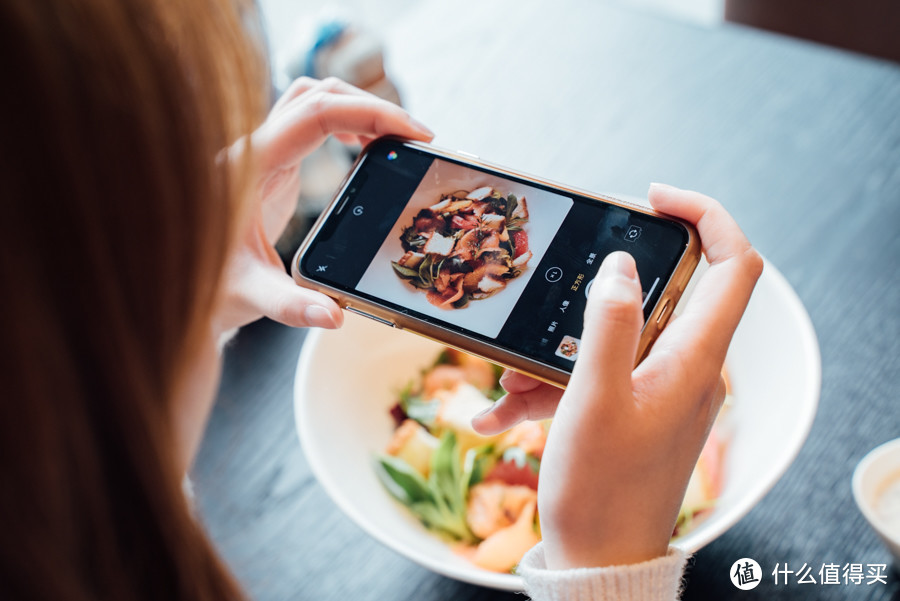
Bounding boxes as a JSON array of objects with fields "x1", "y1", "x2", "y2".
[
  {"x1": 456, "y1": 149, "x2": 479, "y2": 159},
  {"x1": 655, "y1": 299, "x2": 671, "y2": 326},
  {"x1": 344, "y1": 306, "x2": 396, "y2": 328}
]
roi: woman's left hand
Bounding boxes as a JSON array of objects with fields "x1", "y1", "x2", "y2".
[{"x1": 216, "y1": 77, "x2": 434, "y2": 335}]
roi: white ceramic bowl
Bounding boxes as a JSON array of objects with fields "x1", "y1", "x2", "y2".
[
  {"x1": 294, "y1": 258, "x2": 821, "y2": 591},
  {"x1": 852, "y1": 438, "x2": 900, "y2": 565}
]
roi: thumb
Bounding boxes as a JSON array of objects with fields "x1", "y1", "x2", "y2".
[{"x1": 568, "y1": 251, "x2": 644, "y2": 396}]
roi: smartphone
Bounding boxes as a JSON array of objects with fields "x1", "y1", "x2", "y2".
[{"x1": 293, "y1": 137, "x2": 700, "y2": 387}]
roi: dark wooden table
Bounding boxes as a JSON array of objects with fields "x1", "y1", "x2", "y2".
[{"x1": 193, "y1": 2, "x2": 900, "y2": 599}]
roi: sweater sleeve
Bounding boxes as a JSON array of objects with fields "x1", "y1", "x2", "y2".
[{"x1": 517, "y1": 543, "x2": 688, "y2": 601}]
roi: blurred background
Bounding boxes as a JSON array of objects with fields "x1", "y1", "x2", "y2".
[{"x1": 258, "y1": 0, "x2": 900, "y2": 256}]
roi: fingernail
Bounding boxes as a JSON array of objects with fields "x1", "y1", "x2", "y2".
[
  {"x1": 601, "y1": 251, "x2": 637, "y2": 280},
  {"x1": 473, "y1": 405, "x2": 494, "y2": 420},
  {"x1": 408, "y1": 116, "x2": 434, "y2": 137},
  {"x1": 649, "y1": 182, "x2": 677, "y2": 191},
  {"x1": 471, "y1": 405, "x2": 500, "y2": 433},
  {"x1": 304, "y1": 305, "x2": 338, "y2": 329}
]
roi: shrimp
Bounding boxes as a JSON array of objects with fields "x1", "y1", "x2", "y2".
[
  {"x1": 471, "y1": 499, "x2": 540, "y2": 573},
  {"x1": 466, "y1": 482, "x2": 536, "y2": 540},
  {"x1": 499, "y1": 421, "x2": 547, "y2": 459}
]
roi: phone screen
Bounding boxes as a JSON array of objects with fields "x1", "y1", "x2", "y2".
[{"x1": 299, "y1": 139, "x2": 689, "y2": 372}]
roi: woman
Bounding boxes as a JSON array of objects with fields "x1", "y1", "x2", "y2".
[{"x1": 0, "y1": 1, "x2": 761, "y2": 600}]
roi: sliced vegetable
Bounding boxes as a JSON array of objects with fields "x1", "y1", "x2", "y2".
[
  {"x1": 375, "y1": 431, "x2": 476, "y2": 542},
  {"x1": 376, "y1": 454, "x2": 432, "y2": 504}
]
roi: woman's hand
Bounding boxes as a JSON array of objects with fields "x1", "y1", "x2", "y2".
[
  {"x1": 216, "y1": 77, "x2": 434, "y2": 335},
  {"x1": 472, "y1": 184, "x2": 763, "y2": 569}
]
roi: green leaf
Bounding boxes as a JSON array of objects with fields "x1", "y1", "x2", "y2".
[
  {"x1": 405, "y1": 397, "x2": 439, "y2": 428},
  {"x1": 486, "y1": 387, "x2": 505, "y2": 401},
  {"x1": 375, "y1": 455, "x2": 433, "y2": 505},
  {"x1": 376, "y1": 427, "x2": 482, "y2": 543},
  {"x1": 417, "y1": 255, "x2": 434, "y2": 287},
  {"x1": 434, "y1": 349, "x2": 452, "y2": 366},
  {"x1": 398, "y1": 380, "x2": 416, "y2": 408},
  {"x1": 490, "y1": 362, "x2": 504, "y2": 380},
  {"x1": 505, "y1": 194, "x2": 518, "y2": 221},
  {"x1": 391, "y1": 261, "x2": 419, "y2": 279},
  {"x1": 507, "y1": 217, "x2": 526, "y2": 231},
  {"x1": 408, "y1": 501, "x2": 472, "y2": 541},
  {"x1": 462, "y1": 444, "x2": 496, "y2": 490},
  {"x1": 428, "y1": 432, "x2": 476, "y2": 540},
  {"x1": 500, "y1": 446, "x2": 541, "y2": 474},
  {"x1": 401, "y1": 227, "x2": 427, "y2": 250},
  {"x1": 451, "y1": 294, "x2": 470, "y2": 309},
  {"x1": 502, "y1": 446, "x2": 528, "y2": 469},
  {"x1": 408, "y1": 500, "x2": 450, "y2": 532},
  {"x1": 488, "y1": 195, "x2": 507, "y2": 214},
  {"x1": 430, "y1": 432, "x2": 460, "y2": 499}
]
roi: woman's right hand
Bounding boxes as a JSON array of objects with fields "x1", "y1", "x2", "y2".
[{"x1": 473, "y1": 184, "x2": 763, "y2": 569}]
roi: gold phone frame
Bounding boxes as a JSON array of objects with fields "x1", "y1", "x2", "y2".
[{"x1": 292, "y1": 138, "x2": 700, "y2": 388}]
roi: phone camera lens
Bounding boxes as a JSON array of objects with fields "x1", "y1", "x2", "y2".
[{"x1": 387, "y1": 151, "x2": 398, "y2": 161}]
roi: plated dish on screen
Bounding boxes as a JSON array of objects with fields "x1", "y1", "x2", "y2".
[
  {"x1": 391, "y1": 186, "x2": 532, "y2": 309},
  {"x1": 376, "y1": 349, "x2": 732, "y2": 573}
]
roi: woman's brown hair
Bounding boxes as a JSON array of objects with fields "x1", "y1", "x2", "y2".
[{"x1": 0, "y1": 1, "x2": 267, "y2": 599}]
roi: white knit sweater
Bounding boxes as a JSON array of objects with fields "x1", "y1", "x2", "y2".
[{"x1": 517, "y1": 543, "x2": 688, "y2": 601}]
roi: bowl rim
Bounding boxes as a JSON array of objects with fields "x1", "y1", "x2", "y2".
[
  {"x1": 851, "y1": 437, "x2": 900, "y2": 545},
  {"x1": 294, "y1": 257, "x2": 821, "y2": 590},
  {"x1": 294, "y1": 328, "x2": 524, "y2": 590},
  {"x1": 673, "y1": 258, "x2": 821, "y2": 551}
]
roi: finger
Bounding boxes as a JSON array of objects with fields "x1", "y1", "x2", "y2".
[
  {"x1": 270, "y1": 76, "x2": 320, "y2": 115},
  {"x1": 274, "y1": 78, "x2": 387, "y2": 150},
  {"x1": 232, "y1": 259, "x2": 344, "y2": 329},
  {"x1": 693, "y1": 374, "x2": 728, "y2": 438},
  {"x1": 567, "y1": 251, "x2": 644, "y2": 398},
  {"x1": 499, "y1": 370, "x2": 544, "y2": 394},
  {"x1": 714, "y1": 374, "x2": 727, "y2": 410},
  {"x1": 471, "y1": 384, "x2": 563, "y2": 435},
  {"x1": 646, "y1": 184, "x2": 763, "y2": 371},
  {"x1": 270, "y1": 76, "x2": 374, "y2": 118},
  {"x1": 333, "y1": 132, "x2": 361, "y2": 146},
  {"x1": 255, "y1": 93, "x2": 434, "y2": 173}
]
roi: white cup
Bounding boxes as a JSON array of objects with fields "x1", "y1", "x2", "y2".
[{"x1": 852, "y1": 437, "x2": 900, "y2": 565}]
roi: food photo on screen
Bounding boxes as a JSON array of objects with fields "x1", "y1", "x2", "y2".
[{"x1": 356, "y1": 158, "x2": 573, "y2": 339}]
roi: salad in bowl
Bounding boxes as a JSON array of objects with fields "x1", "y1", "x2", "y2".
[{"x1": 376, "y1": 349, "x2": 730, "y2": 574}]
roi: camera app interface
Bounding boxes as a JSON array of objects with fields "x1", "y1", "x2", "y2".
[{"x1": 301, "y1": 141, "x2": 689, "y2": 372}]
